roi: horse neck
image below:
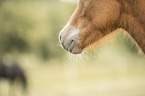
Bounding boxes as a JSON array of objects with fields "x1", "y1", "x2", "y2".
[{"x1": 118, "y1": 0, "x2": 145, "y2": 53}]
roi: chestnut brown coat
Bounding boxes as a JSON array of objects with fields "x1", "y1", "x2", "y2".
[{"x1": 59, "y1": 0, "x2": 145, "y2": 54}]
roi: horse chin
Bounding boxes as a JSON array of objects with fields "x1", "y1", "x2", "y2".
[{"x1": 68, "y1": 45, "x2": 83, "y2": 54}]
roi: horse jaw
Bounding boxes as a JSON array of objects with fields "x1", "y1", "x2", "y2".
[{"x1": 59, "y1": 23, "x2": 83, "y2": 54}]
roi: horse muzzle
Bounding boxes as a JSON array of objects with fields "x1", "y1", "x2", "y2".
[{"x1": 59, "y1": 23, "x2": 83, "y2": 54}]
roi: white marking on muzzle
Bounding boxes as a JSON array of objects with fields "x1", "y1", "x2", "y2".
[{"x1": 59, "y1": 23, "x2": 83, "y2": 54}]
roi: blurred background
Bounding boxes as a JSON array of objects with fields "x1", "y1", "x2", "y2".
[{"x1": 0, "y1": 0, "x2": 145, "y2": 96}]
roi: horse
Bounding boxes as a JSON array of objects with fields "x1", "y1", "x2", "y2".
[
  {"x1": 0, "y1": 61, "x2": 27, "y2": 95},
  {"x1": 59, "y1": 0, "x2": 145, "y2": 54}
]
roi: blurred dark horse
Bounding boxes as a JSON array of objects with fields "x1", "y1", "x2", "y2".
[{"x1": 0, "y1": 61, "x2": 27, "y2": 92}]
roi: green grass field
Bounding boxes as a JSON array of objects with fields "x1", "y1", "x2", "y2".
[{"x1": 19, "y1": 46, "x2": 145, "y2": 96}]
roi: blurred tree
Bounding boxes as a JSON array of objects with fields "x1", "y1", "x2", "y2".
[
  {"x1": 0, "y1": 0, "x2": 76, "y2": 60},
  {"x1": 0, "y1": 32, "x2": 29, "y2": 53}
]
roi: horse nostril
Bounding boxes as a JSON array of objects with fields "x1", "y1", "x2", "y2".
[
  {"x1": 59, "y1": 35, "x2": 61, "y2": 41},
  {"x1": 71, "y1": 40, "x2": 74, "y2": 43}
]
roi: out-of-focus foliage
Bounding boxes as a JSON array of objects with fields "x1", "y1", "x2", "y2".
[{"x1": 0, "y1": 0, "x2": 76, "y2": 60}]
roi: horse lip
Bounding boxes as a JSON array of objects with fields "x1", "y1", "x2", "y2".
[
  {"x1": 60, "y1": 43, "x2": 68, "y2": 52},
  {"x1": 70, "y1": 48, "x2": 83, "y2": 54},
  {"x1": 60, "y1": 41, "x2": 83, "y2": 54},
  {"x1": 68, "y1": 45, "x2": 83, "y2": 54}
]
